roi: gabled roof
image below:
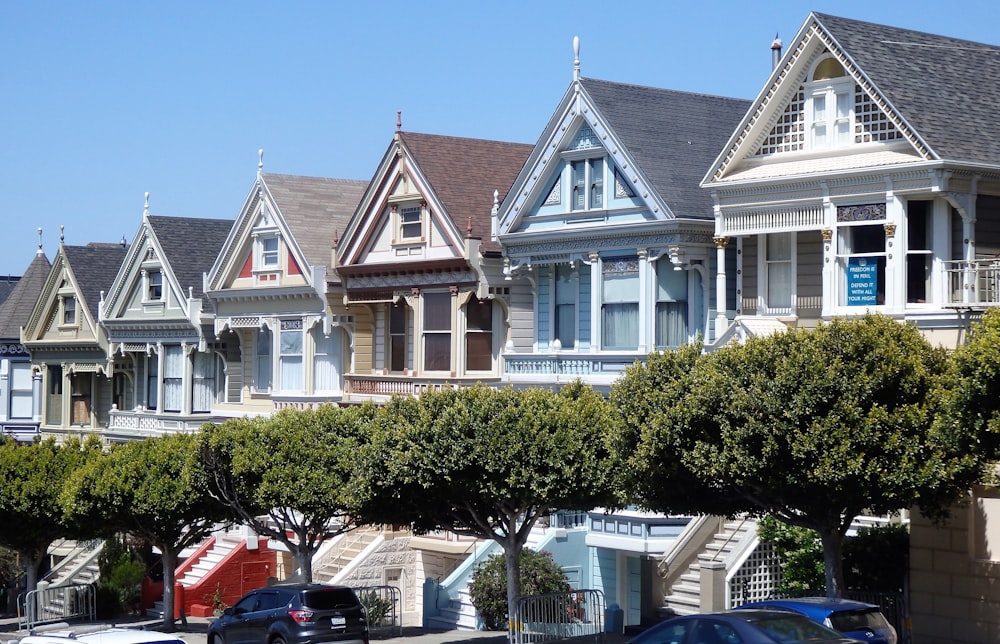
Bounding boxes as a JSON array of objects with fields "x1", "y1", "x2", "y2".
[
  {"x1": 398, "y1": 132, "x2": 533, "y2": 252},
  {"x1": 0, "y1": 252, "x2": 50, "y2": 338},
  {"x1": 146, "y1": 215, "x2": 233, "y2": 299},
  {"x1": 813, "y1": 12, "x2": 1000, "y2": 164},
  {"x1": 579, "y1": 78, "x2": 751, "y2": 220},
  {"x1": 261, "y1": 173, "x2": 367, "y2": 267},
  {"x1": 62, "y1": 243, "x2": 128, "y2": 323},
  {"x1": 0, "y1": 276, "x2": 19, "y2": 308}
]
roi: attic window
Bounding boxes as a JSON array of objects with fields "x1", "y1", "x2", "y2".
[
  {"x1": 62, "y1": 296, "x2": 77, "y2": 325},
  {"x1": 571, "y1": 124, "x2": 600, "y2": 150},
  {"x1": 400, "y1": 206, "x2": 422, "y2": 239},
  {"x1": 261, "y1": 236, "x2": 279, "y2": 267},
  {"x1": 147, "y1": 270, "x2": 163, "y2": 300}
]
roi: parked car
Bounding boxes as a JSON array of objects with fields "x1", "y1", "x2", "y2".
[
  {"x1": 628, "y1": 609, "x2": 860, "y2": 644},
  {"x1": 208, "y1": 583, "x2": 368, "y2": 644},
  {"x1": 18, "y1": 628, "x2": 187, "y2": 644},
  {"x1": 735, "y1": 597, "x2": 897, "y2": 644}
]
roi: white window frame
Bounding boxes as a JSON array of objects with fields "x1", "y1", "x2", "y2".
[
  {"x1": 552, "y1": 264, "x2": 577, "y2": 351},
  {"x1": 278, "y1": 319, "x2": 304, "y2": 394},
  {"x1": 254, "y1": 326, "x2": 273, "y2": 393},
  {"x1": 805, "y1": 56, "x2": 854, "y2": 150},
  {"x1": 422, "y1": 291, "x2": 452, "y2": 373},
  {"x1": 836, "y1": 221, "x2": 887, "y2": 309},
  {"x1": 568, "y1": 156, "x2": 606, "y2": 212},
  {"x1": 387, "y1": 303, "x2": 408, "y2": 373},
  {"x1": 392, "y1": 202, "x2": 425, "y2": 243},
  {"x1": 759, "y1": 232, "x2": 796, "y2": 316},
  {"x1": 147, "y1": 269, "x2": 163, "y2": 301},
  {"x1": 464, "y1": 298, "x2": 495, "y2": 374},
  {"x1": 8, "y1": 361, "x2": 33, "y2": 420},
  {"x1": 313, "y1": 327, "x2": 342, "y2": 395},
  {"x1": 61, "y1": 295, "x2": 77, "y2": 326}
]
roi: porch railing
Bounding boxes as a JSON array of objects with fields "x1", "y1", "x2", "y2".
[
  {"x1": 944, "y1": 259, "x2": 1000, "y2": 307},
  {"x1": 344, "y1": 375, "x2": 499, "y2": 398}
]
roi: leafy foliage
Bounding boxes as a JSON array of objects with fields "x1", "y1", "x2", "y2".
[
  {"x1": 469, "y1": 549, "x2": 569, "y2": 630},
  {"x1": 361, "y1": 383, "x2": 615, "y2": 625},
  {"x1": 199, "y1": 404, "x2": 377, "y2": 582},
  {"x1": 358, "y1": 590, "x2": 393, "y2": 627},
  {"x1": 96, "y1": 534, "x2": 146, "y2": 617},
  {"x1": 757, "y1": 517, "x2": 825, "y2": 593},
  {"x1": 612, "y1": 315, "x2": 963, "y2": 597}
]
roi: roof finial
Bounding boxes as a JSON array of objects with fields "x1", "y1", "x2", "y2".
[
  {"x1": 144, "y1": 191, "x2": 150, "y2": 217},
  {"x1": 60, "y1": 225, "x2": 65, "y2": 243},
  {"x1": 333, "y1": 228, "x2": 339, "y2": 246},
  {"x1": 396, "y1": 111, "x2": 402, "y2": 132},
  {"x1": 37, "y1": 227, "x2": 43, "y2": 255},
  {"x1": 573, "y1": 36, "x2": 581, "y2": 81},
  {"x1": 120, "y1": 234, "x2": 127, "y2": 248},
  {"x1": 771, "y1": 33, "x2": 783, "y2": 70},
  {"x1": 466, "y1": 216, "x2": 473, "y2": 237},
  {"x1": 258, "y1": 148, "x2": 264, "y2": 176}
]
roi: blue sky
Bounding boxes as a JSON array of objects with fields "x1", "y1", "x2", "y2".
[{"x1": 3, "y1": 1, "x2": 999, "y2": 276}]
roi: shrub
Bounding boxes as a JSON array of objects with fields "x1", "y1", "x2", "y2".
[
  {"x1": 358, "y1": 590, "x2": 393, "y2": 626},
  {"x1": 469, "y1": 549, "x2": 569, "y2": 630},
  {"x1": 96, "y1": 535, "x2": 146, "y2": 616}
]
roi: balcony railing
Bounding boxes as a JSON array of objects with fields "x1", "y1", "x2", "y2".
[
  {"x1": 503, "y1": 352, "x2": 642, "y2": 379},
  {"x1": 344, "y1": 374, "x2": 500, "y2": 399},
  {"x1": 945, "y1": 259, "x2": 1000, "y2": 307},
  {"x1": 107, "y1": 409, "x2": 215, "y2": 437}
]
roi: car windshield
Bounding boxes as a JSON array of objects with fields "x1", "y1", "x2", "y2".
[
  {"x1": 747, "y1": 614, "x2": 846, "y2": 642},
  {"x1": 828, "y1": 608, "x2": 891, "y2": 632},
  {"x1": 302, "y1": 588, "x2": 358, "y2": 610}
]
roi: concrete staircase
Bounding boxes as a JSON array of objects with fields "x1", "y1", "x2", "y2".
[
  {"x1": 314, "y1": 527, "x2": 382, "y2": 584},
  {"x1": 45, "y1": 540, "x2": 104, "y2": 587},
  {"x1": 661, "y1": 517, "x2": 757, "y2": 616},
  {"x1": 177, "y1": 534, "x2": 241, "y2": 587}
]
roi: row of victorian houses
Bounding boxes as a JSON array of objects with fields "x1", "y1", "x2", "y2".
[{"x1": 1, "y1": 12, "x2": 998, "y2": 642}]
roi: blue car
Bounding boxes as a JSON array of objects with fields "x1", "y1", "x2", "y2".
[
  {"x1": 628, "y1": 609, "x2": 859, "y2": 644},
  {"x1": 735, "y1": 597, "x2": 897, "y2": 644}
]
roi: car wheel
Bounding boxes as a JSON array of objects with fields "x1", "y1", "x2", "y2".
[
  {"x1": 272, "y1": 637, "x2": 287, "y2": 644},
  {"x1": 212, "y1": 634, "x2": 225, "y2": 644}
]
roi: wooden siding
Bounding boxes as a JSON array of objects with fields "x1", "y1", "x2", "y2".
[
  {"x1": 507, "y1": 279, "x2": 534, "y2": 353},
  {"x1": 352, "y1": 305, "x2": 374, "y2": 375},
  {"x1": 797, "y1": 231, "x2": 823, "y2": 320},
  {"x1": 537, "y1": 266, "x2": 551, "y2": 351},
  {"x1": 579, "y1": 263, "x2": 592, "y2": 350},
  {"x1": 741, "y1": 238, "x2": 758, "y2": 315}
]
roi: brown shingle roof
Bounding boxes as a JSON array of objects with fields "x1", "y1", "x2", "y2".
[{"x1": 398, "y1": 132, "x2": 532, "y2": 253}]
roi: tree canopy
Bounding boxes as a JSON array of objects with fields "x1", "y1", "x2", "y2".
[
  {"x1": 361, "y1": 382, "x2": 616, "y2": 622},
  {"x1": 62, "y1": 433, "x2": 228, "y2": 630},
  {"x1": 0, "y1": 436, "x2": 103, "y2": 591},
  {"x1": 199, "y1": 404, "x2": 376, "y2": 582},
  {"x1": 612, "y1": 315, "x2": 968, "y2": 597}
]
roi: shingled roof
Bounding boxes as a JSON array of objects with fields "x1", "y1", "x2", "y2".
[
  {"x1": 579, "y1": 78, "x2": 751, "y2": 221},
  {"x1": 147, "y1": 215, "x2": 233, "y2": 300},
  {"x1": 62, "y1": 243, "x2": 127, "y2": 325},
  {"x1": 815, "y1": 12, "x2": 1000, "y2": 165},
  {"x1": 0, "y1": 252, "x2": 50, "y2": 338},
  {"x1": 262, "y1": 173, "x2": 368, "y2": 269},
  {"x1": 399, "y1": 132, "x2": 533, "y2": 253}
]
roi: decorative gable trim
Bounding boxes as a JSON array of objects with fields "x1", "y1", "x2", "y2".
[{"x1": 711, "y1": 17, "x2": 933, "y2": 182}]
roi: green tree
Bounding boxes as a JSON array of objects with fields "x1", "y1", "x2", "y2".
[
  {"x1": 469, "y1": 549, "x2": 570, "y2": 630},
  {"x1": 0, "y1": 435, "x2": 104, "y2": 592},
  {"x1": 361, "y1": 383, "x2": 616, "y2": 626},
  {"x1": 62, "y1": 433, "x2": 228, "y2": 630},
  {"x1": 613, "y1": 315, "x2": 966, "y2": 597},
  {"x1": 200, "y1": 404, "x2": 375, "y2": 583}
]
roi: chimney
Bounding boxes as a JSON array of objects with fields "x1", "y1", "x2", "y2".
[{"x1": 771, "y1": 33, "x2": 783, "y2": 70}]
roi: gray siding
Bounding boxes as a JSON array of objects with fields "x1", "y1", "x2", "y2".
[{"x1": 797, "y1": 231, "x2": 823, "y2": 320}]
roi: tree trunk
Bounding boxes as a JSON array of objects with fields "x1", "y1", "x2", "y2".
[
  {"x1": 160, "y1": 547, "x2": 178, "y2": 631},
  {"x1": 818, "y1": 527, "x2": 845, "y2": 598},
  {"x1": 504, "y1": 544, "x2": 522, "y2": 631},
  {"x1": 23, "y1": 545, "x2": 46, "y2": 593},
  {"x1": 296, "y1": 544, "x2": 314, "y2": 584}
]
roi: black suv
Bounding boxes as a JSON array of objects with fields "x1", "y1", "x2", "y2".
[{"x1": 208, "y1": 583, "x2": 368, "y2": 644}]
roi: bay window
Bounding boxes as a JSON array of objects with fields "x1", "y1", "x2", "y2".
[
  {"x1": 655, "y1": 261, "x2": 689, "y2": 348},
  {"x1": 465, "y1": 299, "x2": 493, "y2": 371},
  {"x1": 9, "y1": 362, "x2": 32, "y2": 420},
  {"x1": 279, "y1": 320, "x2": 303, "y2": 392},
  {"x1": 255, "y1": 327, "x2": 272, "y2": 392},
  {"x1": 554, "y1": 264, "x2": 576, "y2": 349},
  {"x1": 423, "y1": 292, "x2": 452, "y2": 372},
  {"x1": 162, "y1": 345, "x2": 184, "y2": 413},
  {"x1": 313, "y1": 328, "x2": 342, "y2": 393},
  {"x1": 192, "y1": 350, "x2": 218, "y2": 413},
  {"x1": 601, "y1": 257, "x2": 639, "y2": 349}
]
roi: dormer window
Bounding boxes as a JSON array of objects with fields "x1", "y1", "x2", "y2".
[
  {"x1": 260, "y1": 236, "x2": 279, "y2": 267},
  {"x1": 807, "y1": 57, "x2": 852, "y2": 149},
  {"x1": 62, "y1": 296, "x2": 77, "y2": 325},
  {"x1": 392, "y1": 203, "x2": 424, "y2": 242},
  {"x1": 147, "y1": 270, "x2": 163, "y2": 300}
]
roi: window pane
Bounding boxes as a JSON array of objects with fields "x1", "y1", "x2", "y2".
[
  {"x1": 767, "y1": 233, "x2": 792, "y2": 261},
  {"x1": 466, "y1": 333, "x2": 492, "y2": 371},
  {"x1": 192, "y1": 351, "x2": 216, "y2": 413},
  {"x1": 656, "y1": 301, "x2": 688, "y2": 348},
  {"x1": 571, "y1": 160, "x2": 586, "y2": 210},
  {"x1": 768, "y1": 262, "x2": 792, "y2": 308},
  {"x1": 400, "y1": 206, "x2": 421, "y2": 239},
  {"x1": 314, "y1": 330, "x2": 341, "y2": 393},
  {"x1": 163, "y1": 345, "x2": 184, "y2": 413},
  {"x1": 554, "y1": 303, "x2": 575, "y2": 348},
  {"x1": 424, "y1": 334, "x2": 451, "y2": 371},
  {"x1": 147, "y1": 355, "x2": 159, "y2": 409},
  {"x1": 591, "y1": 158, "x2": 604, "y2": 208},
  {"x1": 656, "y1": 262, "x2": 689, "y2": 300},
  {"x1": 262, "y1": 237, "x2": 279, "y2": 266},
  {"x1": 280, "y1": 356, "x2": 303, "y2": 391},
  {"x1": 424, "y1": 292, "x2": 451, "y2": 331},
  {"x1": 466, "y1": 300, "x2": 492, "y2": 331},
  {"x1": 256, "y1": 328, "x2": 272, "y2": 391},
  {"x1": 602, "y1": 262, "x2": 639, "y2": 302},
  {"x1": 602, "y1": 302, "x2": 638, "y2": 349}
]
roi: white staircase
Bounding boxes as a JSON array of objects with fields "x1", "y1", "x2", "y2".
[
  {"x1": 45, "y1": 540, "x2": 104, "y2": 587},
  {"x1": 314, "y1": 527, "x2": 382, "y2": 584},
  {"x1": 177, "y1": 533, "x2": 241, "y2": 587},
  {"x1": 661, "y1": 517, "x2": 757, "y2": 616}
]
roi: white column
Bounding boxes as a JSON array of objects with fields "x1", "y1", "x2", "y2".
[
  {"x1": 637, "y1": 249, "x2": 649, "y2": 354},
  {"x1": 884, "y1": 190, "x2": 905, "y2": 313},
  {"x1": 713, "y1": 237, "x2": 729, "y2": 340},
  {"x1": 590, "y1": 252, "x2": 601, "y2": 353}
]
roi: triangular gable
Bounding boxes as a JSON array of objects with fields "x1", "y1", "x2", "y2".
[
  {"x1": 206, "y1": 170, "x2": 366, "y2": 293},
  {"x1": 339, "y1": 132, "x2": 530, "y2": 270},
  {"x1": 705, "y1": 12, "x2": 934, "y2": 185},
  {"x1": 338, "y1": 134, "x2": 471, "y2": 269},
  {"x1": 101, "y1": 216, "x2": 190, "y2": 323},
  {"x1": 23, "y1": 243, "x2": 125, "y2": 346}
]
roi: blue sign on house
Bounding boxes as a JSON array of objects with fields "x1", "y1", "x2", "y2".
[{"x1": 847, "y1": 258, "x2": 878, "y2": 306}]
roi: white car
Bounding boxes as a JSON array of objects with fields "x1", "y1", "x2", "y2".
[{"x1": 17, "y1": 627, "x2": 187, "y2": 644}]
